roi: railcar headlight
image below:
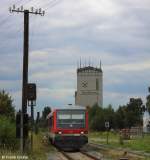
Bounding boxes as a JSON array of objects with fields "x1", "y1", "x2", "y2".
[
  {"x1": 58, "y1": 131, "x2": 62, "y2": 134},
  {"x1": 81, "y1": 131, "x2": 84, "y2": 134}
]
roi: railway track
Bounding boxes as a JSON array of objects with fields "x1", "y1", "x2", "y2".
[
  {"x1": 59, "y1": 150, "x2": 102, "y2": 160},
  {"x1": 89, "y1": 142, "x2": 149, "y2": 159}
]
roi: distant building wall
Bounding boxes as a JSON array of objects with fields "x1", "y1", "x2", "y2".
[{"x1": 75, "y1": 66, "x2": 103, "y2": 107}]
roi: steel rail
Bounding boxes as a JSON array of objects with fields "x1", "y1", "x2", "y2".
[
  {"x1": 89, "y1": 142, "x2": 149, "y2": 158},
  {"x1": 59, "y1": 150, "x2": 101, "y2": 160},
  {"x1": 80, "y1": 150, "x2": 102, "y2": 160},
  {"x1": 59, "y1": 151, "x2": 75, "y2": 160}
]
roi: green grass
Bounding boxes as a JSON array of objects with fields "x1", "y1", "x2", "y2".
[
  {"x1": 0, "y1": 132, "x2": 55, "y2": 160},
  {"x1": 89, "y1": 131, "x2": 150, "y2": 153},
  {"x1": 27, "y1": 133, "x2": 55, "y2": 160}
]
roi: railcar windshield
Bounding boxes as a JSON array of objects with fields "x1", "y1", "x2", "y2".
[{"x1": 57, "y1": 110, "x2": 86, "y2": 129}]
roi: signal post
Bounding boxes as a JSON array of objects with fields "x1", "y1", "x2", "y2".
[{"x1": 27, "y1": 83, "x2": 37, "y2": 150}]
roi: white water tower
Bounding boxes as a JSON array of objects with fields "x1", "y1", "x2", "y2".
[{"x1": 75, "y1": 61, "x2": 103, "y2": 107}]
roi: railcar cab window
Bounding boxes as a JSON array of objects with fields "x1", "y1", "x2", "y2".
[
  {"x1": 57, "y1": 110, "x2": 85, "y2": 129},
  {"x1": 58, "y1": 114, "x2": 71, "y2": 119}
]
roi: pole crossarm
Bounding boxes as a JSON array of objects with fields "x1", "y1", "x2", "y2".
[{"x1": 9, "y1": 5, "x2": 45, "y2": 16}]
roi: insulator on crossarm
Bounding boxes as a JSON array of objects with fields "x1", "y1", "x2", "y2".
[
  {"x1": 9, "y1": 7, "x2": 12, "y2": 12},
  {"x1": 35, "y1": 9, "x2": 38, "y2": 14},
  {"x1": 21, "y1": 6, "x2": 23, "y2": 11},
  {"x1": 31, "y1": 7, "x2": 34, "y2": 12},
  {"x1": 13, "y1": 5, "x2": 15, "y2": 10}
]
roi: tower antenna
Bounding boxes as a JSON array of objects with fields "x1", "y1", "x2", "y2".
[
  {"x1": 80, "y1": 57, "x2": 81, "y2": 68},
  {"x1": 100, "y1": 60, "x2": 102, "y2": 69},
  {"x1": 77, "y1": 60, "x2": 79, "y2": 68},
  {"x1": 89, "y1": 57, "x2": 90, "y2": 66}
]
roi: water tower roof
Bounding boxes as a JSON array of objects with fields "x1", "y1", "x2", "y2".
[{"x1": 77, "y1": 66, "x2": 102, "y2": 73}]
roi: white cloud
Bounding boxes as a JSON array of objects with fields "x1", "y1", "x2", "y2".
[
  {"x1": 0, "y1": 80, "x2": 21, "y2": 90},
  {"x1": 38, "y1": 87, "x2": 74, "y2": 100},
  {"x1": 104, "y1": 90, "x2": 146, "y2": 109},
  {"x1": 105, "y1": 60, "x2": 150, "y2": 72}
]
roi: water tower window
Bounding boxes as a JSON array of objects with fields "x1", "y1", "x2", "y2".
[{"x1": 96, "y1": 79, "x2": 99, "y2": 90}]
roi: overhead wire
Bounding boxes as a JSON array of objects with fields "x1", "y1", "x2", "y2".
[
  {"x1": 0, "y1": 0, "x2": 63, "y2": 27},
  {"x1": 29, "y1": 0, "x2": 63, "y2": 41},
  {"x1": 28, "y1": 0, "x2": 63, "y2": 52},
  {"x1": 29, "y1": 15, "x2": 39, "y2": 51},
  {"x1": 0, "y1": 0, "x2": 64, "y2": 44},
  {"x1": 0, "y1": 0, "x2": 35, "y2": 49},
  {"x1": 43, "y1": 0, "x2": 63, "y2": 11}
]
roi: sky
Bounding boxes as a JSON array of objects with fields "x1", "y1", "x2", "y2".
[{"x1": 0, "y1": 0, "x2": 150, "y2": 114}]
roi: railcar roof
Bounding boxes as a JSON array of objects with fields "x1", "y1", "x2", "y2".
[
  {"x1": 57, "y1": 105, "x2": 85, "y2": 110},
  {"x1": 46, "y1": 105, "x2": 86, "y2": 119}
]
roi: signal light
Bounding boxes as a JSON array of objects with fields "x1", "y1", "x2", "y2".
[
  {"x1": 27, "y1": 83, "x2": 36, "y2": 101},
  {"x1": 31, "y1": 7, "x2": 34, "y2": 12},
  {"x1": 9, "y1": 7, "x2": 12, "y2": 13}
]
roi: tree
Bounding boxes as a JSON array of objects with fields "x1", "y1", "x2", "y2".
[
  {"x1": 42, "y1": 106, "x2": 51, "y2": 119},
  {"x1": 103, "y1": 104, "x2": 115, "y2": 129},
  {"x1": 115, "y1": 106, "x2": 126, "y2": 129},
  {"x1": 126, "y1": 98, "x2": 143, "y2": 127},
  {"x1": 0, "y1": 90, "x2": 15, "y2": 119},
  {"x1": 39, "y1": 106, "x2": 51, "y2": 128},
  {"x1": 115, "y1": 98, "x2": 143, "y2": 129},
  {"x1": 0, "y1": 116, "x2": 19, "y2": 148},
  {"x1": 0, "y1": 90, "x2": 18, "y2": 148},
  {"x1": 89, "y1": 104, "x2": 105, "y2": 131},
  {"x1": 88, "y1": 103, "x2": 99, "y2": 121},
  {"x1": 88, "y1": 103, "x2": 116, "y2": 131}
]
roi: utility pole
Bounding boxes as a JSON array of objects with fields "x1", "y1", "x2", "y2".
[
  {"x1": 9, "y1": 5, "x2": 44, "y2": 153},
  {"x1": 31, "y1": 101, "x2": 34, "y2": 149}
]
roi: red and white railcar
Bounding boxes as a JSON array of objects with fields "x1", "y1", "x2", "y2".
[{"x1": 47, "y1": 106, "x2": 88, "y2": 150}]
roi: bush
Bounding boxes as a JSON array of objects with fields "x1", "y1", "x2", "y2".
[
  {"x1": 0, "y1": 116, "x2": 19, "y2": 149},
  {"x1": 88, "y1": 104, "x2": 115, "y2": 131}
]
